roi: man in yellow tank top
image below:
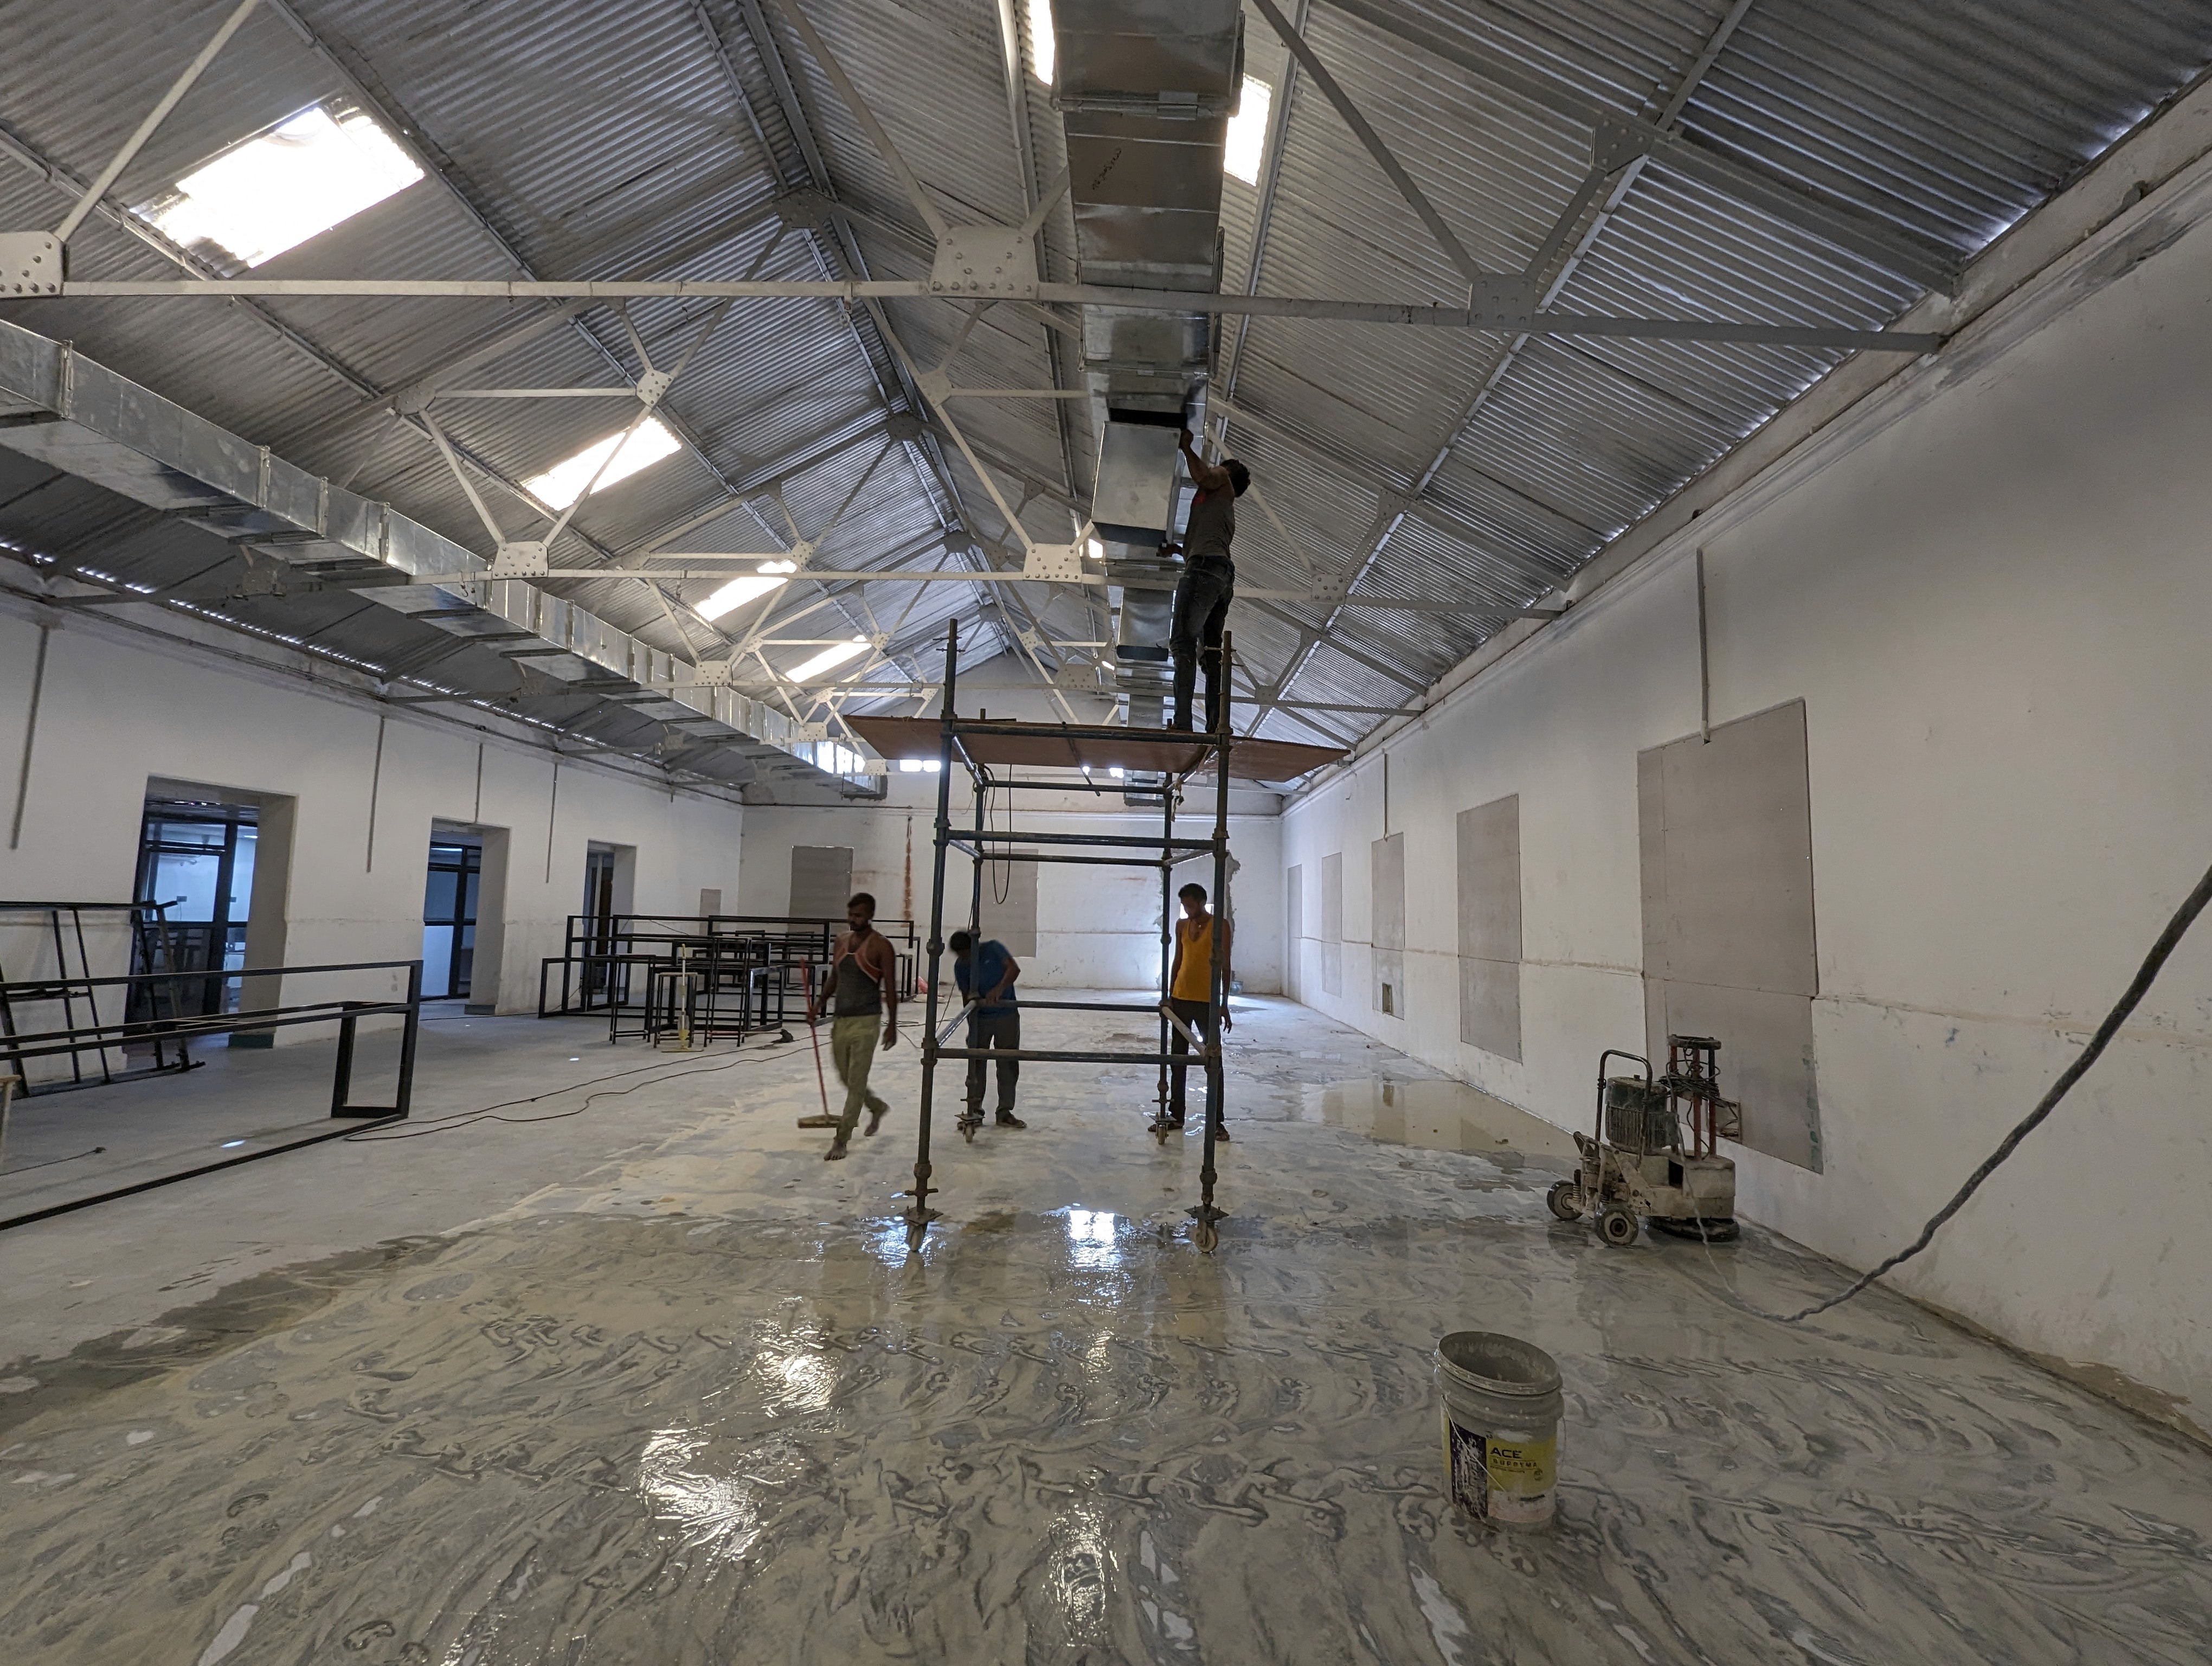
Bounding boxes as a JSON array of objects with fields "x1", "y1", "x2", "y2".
[{"x1": 1166, "y1": 882, "x2": 1231, "y2": 1140}]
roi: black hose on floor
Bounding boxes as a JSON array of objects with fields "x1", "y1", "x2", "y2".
[
  {"x1": 343, "y1": 1030, "x2": 801, "y2": 1144},
  {"x1": 1771, "y1": 853, "x2": 2212, "y2": 1323}
]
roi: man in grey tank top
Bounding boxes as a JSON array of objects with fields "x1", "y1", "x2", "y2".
[
  {"x1": 1167, "y1": 425, "x2": 1250, "y2": 733},
  {"x1": 807, "y1": 892, "x2": 899, "y2": 1159}
]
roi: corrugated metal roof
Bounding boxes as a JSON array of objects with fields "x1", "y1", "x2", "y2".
[{"x1": 2, "y1": 0, "x2": 2207, "y2": 759}]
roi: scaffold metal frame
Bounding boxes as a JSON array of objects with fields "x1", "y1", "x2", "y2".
[{"x1": 902, "y1": 619, "x2": 1237, "y2": 1252}]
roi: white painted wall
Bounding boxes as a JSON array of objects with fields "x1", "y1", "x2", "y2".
[
  {"x1": 0, "y1": 613, "x2": 743, "y2": 1032},
  {"x1": 1284, "y1": 190, "x2": 2212, "y2": 1424},
  {"x1": 738, "y1": 767, "x2": 1283, "y2": 993}
]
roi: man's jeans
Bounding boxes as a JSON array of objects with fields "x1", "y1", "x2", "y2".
[
  {"x1": 965, "y1": 1007, "x2": 1020, "y2": 1115},
  {"x1": 1170, "y1": 558, "x2": 1233, "y2": 733},
  {"x1": 831, "y1": 1015, "x2": 888, "y2": 1139}
]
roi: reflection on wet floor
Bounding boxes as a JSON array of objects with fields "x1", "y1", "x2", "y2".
[
  {"x1": 1298, "y1": 1077, "x2": 1582, "y2": 1164},
  {"x1": 6, "y1": 1202, "x2": 2210, "y2": 1665},
  {"x1": 2, "y1": 995, "x2": 2209, "y2": 1664}
]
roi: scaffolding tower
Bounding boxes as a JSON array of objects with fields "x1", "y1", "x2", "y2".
[{"x1": 852, "y1": 621, "x2": 1345, "y2": 1254}]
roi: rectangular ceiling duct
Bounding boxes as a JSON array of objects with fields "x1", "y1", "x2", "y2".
[
  {"x1": 1051, "y1": 0, "x2": 1243, "y2": 737},
  {"x1": 0, "y1": 317, "x2": 858, "y2": 790}
]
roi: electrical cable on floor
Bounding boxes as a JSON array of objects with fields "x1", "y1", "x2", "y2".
[
  {"x1": 0, "y1": 1144, "x2": 106, "y2": 1176},
  {"x1": 342, "y1": 1029, "x2": 802, "y2": 1144},
  {"x1": 1683, "y1": 854, "x2": 2212, "y2": 1324}
]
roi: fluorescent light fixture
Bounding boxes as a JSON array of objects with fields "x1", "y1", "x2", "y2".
[
  {"x1": 140, "y1": 105, "x2": 423, "y2": 268},
  {"x1": 696, "y1": 561, "x2": 794, "y2": 622},
  {"x1": 1109, "y1": 766, "x2": 1125, "y2": 779},
  {"x1": 924, "y1": 759, "x2": 942, "y2": 773},
  {"x1": 1024, "y1": 0, "x2": 1054, "y2": 83},
  {"x1": 524, "y1": 418, "x2": 682, "y2": 510},
  {"x1": 1224, "y1": 76, "x2": 1272, "y2": 185},
  {"x1": 787, "y1": 637, "x2": 870, "y2": 681},
  {"x1": 899, "y1": 758, "x2": 924, "y2": 773}
]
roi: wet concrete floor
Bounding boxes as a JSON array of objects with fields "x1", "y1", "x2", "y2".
[{"x1": 1, "y1": 995, "x2": 2207, "y2": 1663}]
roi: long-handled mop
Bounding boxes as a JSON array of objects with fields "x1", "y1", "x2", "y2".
[{"x1": 796, "y1": 960, "x2": 839, "y2": 1129}]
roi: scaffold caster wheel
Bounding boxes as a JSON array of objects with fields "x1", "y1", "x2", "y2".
[
  {"x1": 905, "y1": 1218, "x2": 930, "y2": 1251},
  {"x1": 957, "y1": 1113, "x2": 979, "y2": 1144},
  {"x1": 1546, "y1": 1180, "x2": 1582, "y2": 1221},
  {"x1": 1192, "y1": 1219, "x2": 1218, "y2": 1253},
  {"x1": 1597, "y1": 1206, "x2": 1638, "y2": 1247},
  {"x1": 1148, "y1": 1117, "x2": 1172, "y2": 1145}
]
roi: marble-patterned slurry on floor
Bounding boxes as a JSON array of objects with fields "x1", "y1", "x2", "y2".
[{"x1": 2, "y1": 997, "x2": 2208, "y2": 1664}]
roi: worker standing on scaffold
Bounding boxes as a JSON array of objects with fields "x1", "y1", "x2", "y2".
[
  {"x1": 811, "y1": 892, "x2": 898, "y2": 1161},
  {"x1": 949, "y1": 930, "x2": 1026, "y2": 1130},
  {"x1": 1167, "y1": 425, "x2": 1250, "y2": 735},
  {"x1": 1166, "y1": 881, "x2": 1231, "y2": 1141}
]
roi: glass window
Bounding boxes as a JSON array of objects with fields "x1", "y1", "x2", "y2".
[
  {"x1": 149, "y1": 849, "x2": 222, "y2": 921},
  {"x1": 423, "y1": 867, "x2": 461, "y2": 921},
  {"x1": 227, "y1": 826, "x2": 257, "y2": 922},
  {"x1": 153, "y1": 819, "x2": 227, "y2": 849}
]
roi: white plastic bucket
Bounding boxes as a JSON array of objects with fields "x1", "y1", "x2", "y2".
[{"x1": 1436, "y1": 1330, "x2": 1564, "y2": 1526}]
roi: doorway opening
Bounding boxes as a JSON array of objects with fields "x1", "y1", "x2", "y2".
[
  {"x1": 421, "y1": 832, "x2": 483, "y2": 1000},
  {"x1": 133, "y1": 795, "x2": 257, "y2": 1017},
  {"x1": 582, "y1": 841, "x2": 635, "y2": 1000}
]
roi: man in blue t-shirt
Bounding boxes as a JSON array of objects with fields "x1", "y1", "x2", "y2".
[{"x1": 950, "y1": 930, "x2": 1025, "y2": 1130}]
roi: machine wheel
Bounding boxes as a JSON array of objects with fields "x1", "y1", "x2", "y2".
[
  {"x1": 1597, "y1": 1206, "x2": 1639, "y2": 1247},
  {"x1": 1546, "y1": 1180, "x2": 1582, "y2": 1221},
  {"x1": 1191, "y1": 1219, "x2": 1219, "y2": 1253}
]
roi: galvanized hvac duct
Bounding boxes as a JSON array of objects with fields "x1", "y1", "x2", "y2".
[
  {"x1": 1051, "y1": 0, "x2": 1242, "y2": 729},
  {"x1": 0, "y1": 317, "x2": 859, "y2": 791}
]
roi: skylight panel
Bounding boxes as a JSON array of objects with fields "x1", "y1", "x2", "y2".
[
  {"x1": 788, "y1": 637, "x2": 870, "y2": 681},
  {"x1": 1224, "y1": 76, "x2": 1272, "y2": 185},
  {"x1": 696, "y1": 561, "x2": 796, "y2": 622},
  {"x1": 1023, "y1": 0, "x2": 1055, "y2": 84},
  {"x1": 138, "y1": 104, "x2": 423, "y2": 269},
  {"x1": 523, "y1": 418, "x2": 683, "y2": 510}
]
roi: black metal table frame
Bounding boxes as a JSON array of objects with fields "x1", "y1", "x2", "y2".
[
  {"x1": 904, "y1": 619, "x2": 1237, "y2": 1252},
  {"x1": 0, "y1": 958, "x2": 423, "y2": 1231},
  {"x1": 538, "y1": 914, "x2": 918, "y2": 1022}
]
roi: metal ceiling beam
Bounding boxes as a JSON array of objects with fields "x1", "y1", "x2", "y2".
[
  {"x1": 1209, "y1": 389, "x2": 1591, "y2": 580},
  {"x1": 50, "y1": 0, "x2": 263, "y2": 245},
  {"x1": 1249, "y1": 0, "x2": 1486, "y2": 291},
  {"x1": 263, "y1": 0, "x2": 750, "y2": 505},
  {"x1": 728, "y1": 0, "x2": 1025, "y2": 672},
  {"x1": 40, "y1": 280, "x2": 1944, "y2": 350},
  {"x1": 1319, "y1": 0, "x2": 1960, "y2": 292},
  {"x1": 1243, "y1": 4, "x2": 1792, "y2": 727}
]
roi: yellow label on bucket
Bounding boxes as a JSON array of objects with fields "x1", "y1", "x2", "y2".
[
  {"x1": 1445, "y1": 1417, "x2": 1557, "y2": 1525},
  {"x1": 1483, "y1": 1433, "x2": 1557, "y2": 1525}
]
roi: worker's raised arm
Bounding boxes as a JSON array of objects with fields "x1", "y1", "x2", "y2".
[{"x1": 1180, "y1": 426, "x2": 1231, "y2": 494}]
